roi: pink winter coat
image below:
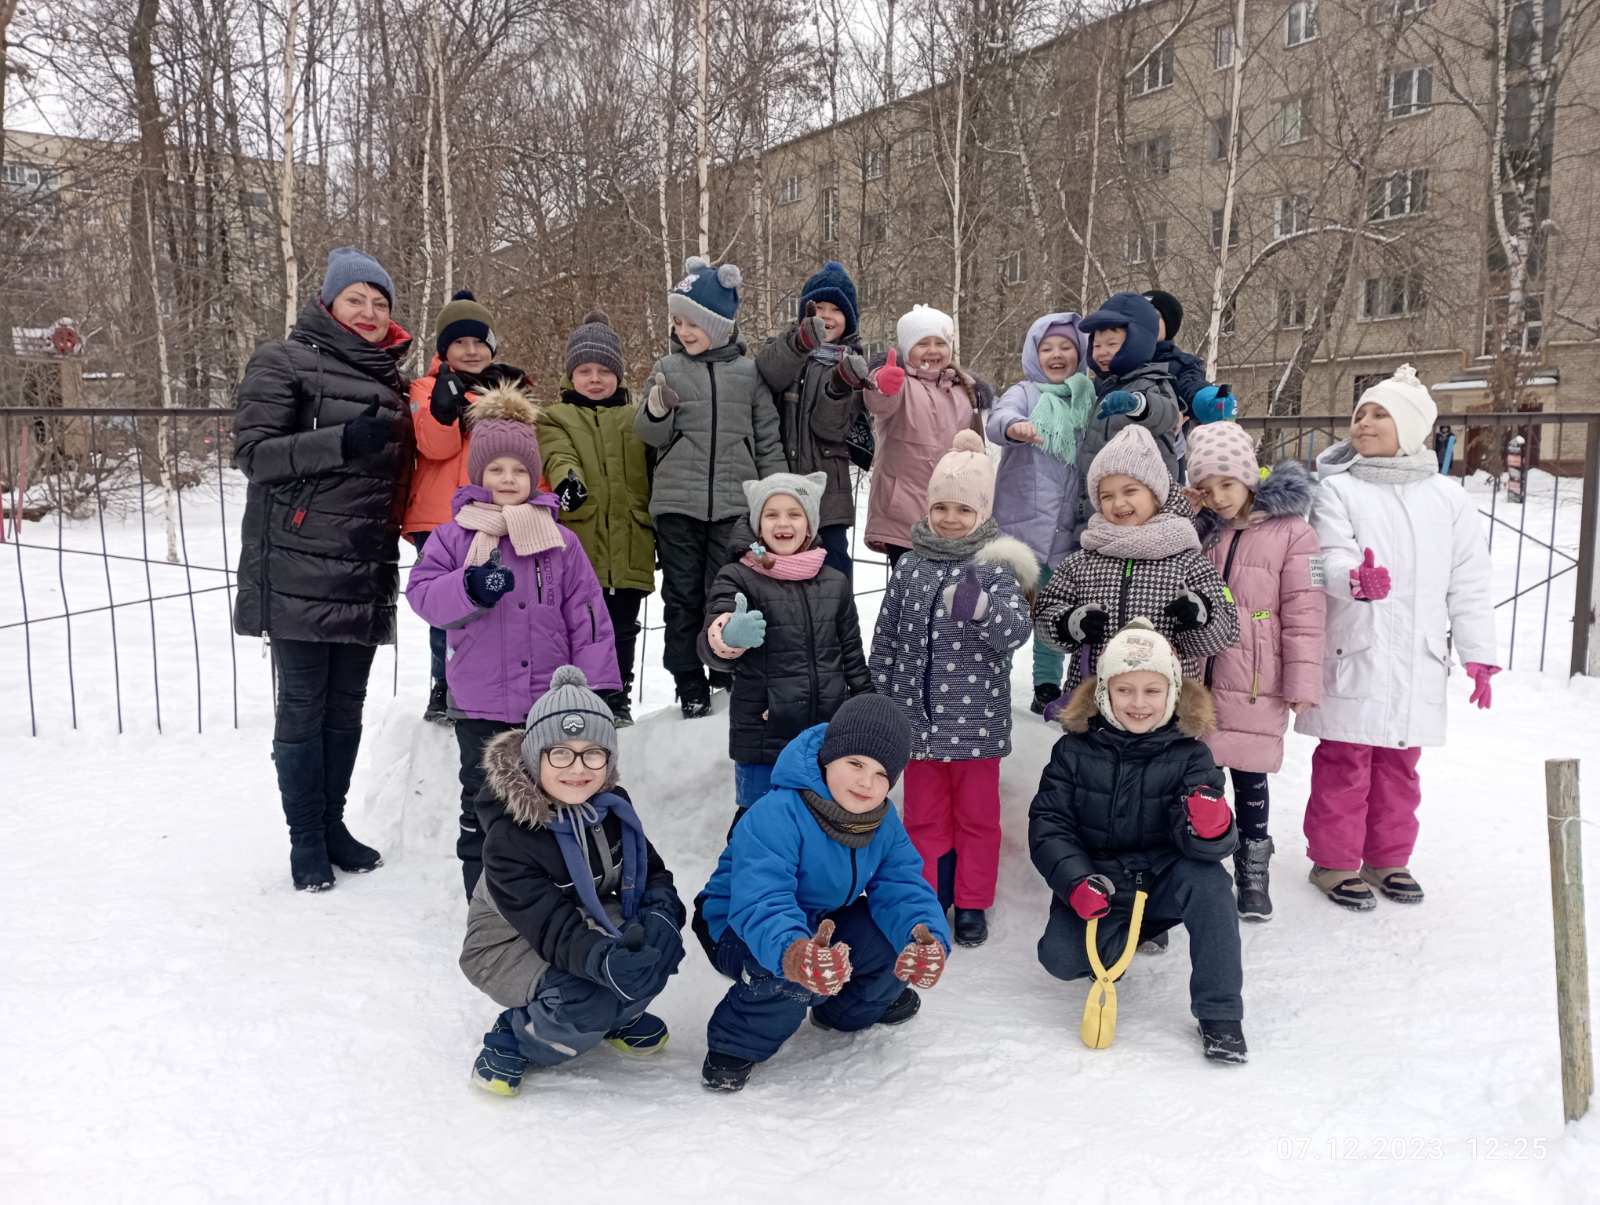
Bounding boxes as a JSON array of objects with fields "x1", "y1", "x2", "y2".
[
  {"x1": 1198, "y1": 460, "x2": 1325, "y2": 774},
  {"x1": 863, "y1": 364, "x2": 983, "y2": 552}
]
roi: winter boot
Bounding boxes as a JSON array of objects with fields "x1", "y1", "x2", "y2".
[
  {"x1": 1031, "y1": 682, "x2": 1062, "y2": 716},
  {"x1": 1360, "y1": 864, "x2": 1424, "y2": 904},
  {"x1": 1233, "y1": 837, "x2": 1274, "y2": 922},
  {"x1": 676, "y1": 673, "x2": 712, "y2": 719},
  {"x1": 701, "y1": 1051, "x2": 755, "y2": 1092},
  {"x1": 604, "y1": 689, "x2": 635, "y2": 729},
  {"x1": 1309, "y1": 865, "x2": 1377, "y2": 911},
  {"x1": 604, "y1": 1012, "x2": 670, "y2": 1057},
  {"x1": 1198, "y1": 1020, "x2": 1249, "y2": 1065},
  {"x1": 953, "y1": 907, "x2": 988, "y2": 948},
  {"x1": 708, "y1": 670, "x2": 734, "y2": 694},
  {"x1": 813, "y1": 986, "x2": 921, "y2": 1031},
  {"x1": 423, "y1": 681, "x2": 449, "y2": 724},
  {"x1": 472, "y1": 1012, "x2": 529, "y2": 1096},
  {"x1": 935, "y1": 851, "x2": 957, "y2": 915},
  {"x1": 322, "y1": 727, "x2": 383, "y2": 874},
  {"x1": 274, "y1": 737, "x2": 333, "y2": 892}
]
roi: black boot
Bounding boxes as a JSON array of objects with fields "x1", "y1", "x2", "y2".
[
  {"x1": 1234, "y1": 836, "x2": 1274, "y2": 922},
  {"x1": 1198, "y1": 1020, "x2": 1249, "y2": 1064},
  {"x1": 1030, "y1": 682, "x2": 1062, "y2": 715},
  {"x1": 273, "y1": 738, "x2": 333, "y2": 892},
  {"x1": 423, "y1": 681, "x2": 449, "y2": 724},
  {"x1": 701, "y1": 1051, "x2": 754, "y2": 1092},
  {"x1": 604, "y1": 689, "x2": 635, "y2": 729},
  {"x1": 935, "y1": 851, "x2": 957, "y2": 914},
  {"x1": 813, "y1": 987, "x2": 921, "y2": 1030},
  {"x1": 953, "y1": 907, "x2": 989, "y2": 947},
  {"x1": 322, "y1": 726, "x2": 382, "y2": 874},
  {"x1": 676, "y1": 672, "x2": 711, "y2": 719}
]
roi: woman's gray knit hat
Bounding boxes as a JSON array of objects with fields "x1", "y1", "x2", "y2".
[{"x1": 521, "y1": 666, "x2": 619, "y2": 773}]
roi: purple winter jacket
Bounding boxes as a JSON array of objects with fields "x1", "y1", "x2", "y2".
[{"x1": 406, "y1": 485, "x2": 621, "y2": 723}]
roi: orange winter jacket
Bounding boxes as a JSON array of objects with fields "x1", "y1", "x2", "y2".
[{"x1": 403, "y1": 359, "x2": 532, "y2": 534}]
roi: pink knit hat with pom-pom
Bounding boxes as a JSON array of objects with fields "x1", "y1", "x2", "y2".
[{"x1": 926, "y1": 429, "x2": 996, "y2": 521}]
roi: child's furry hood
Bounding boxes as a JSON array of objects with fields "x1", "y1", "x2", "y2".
[
  {"x1": 1196, "y1": 457, "x2": 1315, "y2": 547},
  {"x1": 976, "y1": 534, "x2": 1042, "y2": 594},
  {"x1": 1059, "y1": 678, "x2": 1216, "y2": 738},
  {"x1": 481, "y1": 728, "x2": 619, "y2": 830}
]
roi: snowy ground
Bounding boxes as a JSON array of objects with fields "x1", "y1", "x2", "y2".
[{"x1": 5, "y1": 467, "x2": 1600, "y2": 1200}]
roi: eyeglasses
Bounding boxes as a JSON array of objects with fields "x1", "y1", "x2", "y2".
[{"x1": 543, "y1": 746, "x2": 611, "y2": 770}]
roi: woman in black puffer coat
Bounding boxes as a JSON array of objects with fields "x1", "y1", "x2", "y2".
[
  {"x1": 698, "y1": 472, "x2": 872, "y2": 826},
  {"x1": 233, "y1": 246, "x2": 413, "y2": 892}
]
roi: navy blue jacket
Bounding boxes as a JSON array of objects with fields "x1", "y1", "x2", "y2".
[{"x1": 1152, "y1": 340, "x2": 1211, "y2": 414}]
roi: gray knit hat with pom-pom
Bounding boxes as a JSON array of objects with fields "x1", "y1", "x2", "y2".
[
  {"x1": 565, "y1": 309, "x2": 624, "y2": 380},
  {"x1": 521, "y1": 665, "x2": 620, "y2": 775}
]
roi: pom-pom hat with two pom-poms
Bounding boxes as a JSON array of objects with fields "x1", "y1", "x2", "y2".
[{"x1": 668, "y1": 256, "x2": 744, "y2": 348}]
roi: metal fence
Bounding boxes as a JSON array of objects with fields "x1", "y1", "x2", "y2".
[{"x1": 3, "y1": 405, "x2": 1596, "y2": 736}]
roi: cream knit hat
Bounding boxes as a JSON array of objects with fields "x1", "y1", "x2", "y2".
[
  {"x1": 1094, "y1": 618, "x2": 1183, "y2": 731},
  {"x1": 926, "y1": 430, "x2": 995, "y2": 522},
  {"x1": 1353, "y1": 364, "x2": 1437, "y2": 456}
]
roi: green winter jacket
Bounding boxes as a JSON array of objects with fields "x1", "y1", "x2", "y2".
[
  {"x1": 633, "y1": 335, "x2": 785, "y2": 522},
  {"x1": 537, "y1": 386, "x2": 656, "y2": 592}
]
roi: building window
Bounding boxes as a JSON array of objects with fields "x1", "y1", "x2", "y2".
[
  {"x1": 865, "y1": 339, "x2": 889, "y2": 360},
  {"x1": 1125, "y1": 230, "x2": 1145, "y2": 264},
  {"x1": 1208, "y1": 115, "x2": 1232, "y2": 161},
  {"x1": 1378, "y1": 0, "x2": 1432, "y2": 18},
  {"x1": 1133, "y1": 46, "x2": 1175, "y2": 96},
  {"x1": 821, "y1": 187, "x2": 840, "y2": 242},
  {"x1": 1274, "y1": 194, "x2": 1312, "y2": 239},
  {"x1": 863, "y1": 148, "x2": 886, "y2": 181},
  {"x1": 1127, "y1": 221, "x2": 1169, "y2": 264},
  {"x1": 780, "y1": 296, "x2": 800, "y2": 323},
  {"x1": 863, "y1": 211, "x2": 888, "y2": 244},
  {"x1": 1277, "y1": 95, "x2": 1311, "y2": 145},
  {"x1": 1214, "y1": 24, "x2": 1236, "y2": 69},
  {"x1": 1277, "y1": 289, "x2": 1309, "y2": 328},
  {"x1": 1221, "y1": 297, "x2": 1238, "y2": 335},
  {"x1": 907, "y1": 131, "x2": 933, "y2": 163},
  {"x1": 1285, "y1": 1, "x2": 1320, "y2": 47},
  {"x1": 1000, "y1": 249, "x2": 1026, "y2": 285},
  {"x1": 1386, "y1": 67, "x2": 1433, "y2": 118},
  {"x1": 1210, "y1": 208, "x2": 1240, "y2": 251},
  {"x1": 2, "y1": 162, "x2": 56, "y2": 191},
  {"x1": 779, "y1": 174, "x2": 803, "y2": 205},
  {"x1": 1132, "y1": 134, "x2": 1172, "y2": 177},
  {"x1": 1368, "y1": 168, "x2": 1429, "y2": 220},
  {"x1": 858, "y1": 276, "x2": 882, "y2": 307},
  {"x1": 1482, "y1": 293, "x2": 1544, "y2": 354},
  {"x1": 1359, "y1": 272, "x2": 1427, "y2": 320}
]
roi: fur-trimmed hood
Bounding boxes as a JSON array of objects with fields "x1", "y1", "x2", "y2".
[
  {"x1": 480, "y1": 728, "x2": 618, "y2": 830},
  {"x1": 1059, "y1": 678, "x2": 1216, "y2": 738},
  {"x1": 1196, "y1": 457, "x2": 1314, "y2": 548},
  {"x1": 462, "y1": 381, "x2": 541, "y2": 430},
  {"x1": 975, "y1": 533, "x2": 1042, "y2": 595}
]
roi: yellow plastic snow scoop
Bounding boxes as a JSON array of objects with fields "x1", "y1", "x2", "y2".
[{"x1": 1080, "y1": 889, "x2": 1148, "y2": 1050}]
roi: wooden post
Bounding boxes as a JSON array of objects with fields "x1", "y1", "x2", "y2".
[{"x1": 1547, "y1": 759, "x2": 1593, "y2": 1122}]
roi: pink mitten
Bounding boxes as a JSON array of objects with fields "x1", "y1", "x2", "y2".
[
  {"x1": 1350, "y1": 548, "x2": 1391, "y2": 601},
  {"x1": 1465, "y1": 662, "x2": 1499, "y2": 710}
]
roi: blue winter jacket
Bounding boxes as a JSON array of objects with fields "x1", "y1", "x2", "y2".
[
  {"x1": 698, "y1": 724, "x2": 953, "y2": 974},
  {"x1": 1152, "y1": 340, "x2": 1210, "y2": 414}
]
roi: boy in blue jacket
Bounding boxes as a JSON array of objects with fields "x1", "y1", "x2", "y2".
[
  {"x1": 694, "y1": 695, "x2": 953, "y2": 1092},
  {"x1": 1142, "y1": 290, "x2": 1235, "y2": 425}
]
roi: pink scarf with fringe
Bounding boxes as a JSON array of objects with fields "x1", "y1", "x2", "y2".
[{"x1": 455, "y1": 501, "x2": 563, "y2": 566}]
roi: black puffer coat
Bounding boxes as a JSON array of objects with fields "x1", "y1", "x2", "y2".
[
  {"x1": 1029, "y1": 679, "x2": 1234, "y2": 900},
  {"x1": 754, "y1": 331, "x2": 862, "y2": 530},
  {"x1": 699, "y1": 522, "x2": 872, "y2": 764},
  {"x1": 233, "y1": 298, "x2": 413, "y2": 644}
]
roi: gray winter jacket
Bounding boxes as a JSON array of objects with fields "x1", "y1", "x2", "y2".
[
  {"x1": 1076, "y1": 362, "x2": 1184, "y2": 524},
  {"x1": 755, "y1": 332, "x2": 861, "y2": 529},
  {"x1": 634, "y1": 336, "x2": 785, "y2": 522}
]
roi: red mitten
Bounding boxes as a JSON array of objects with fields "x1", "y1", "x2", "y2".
[
  {"x1": 781, "y1": 920, "x2": 853, "y2": 996},
  {"x1": 1349, "y1": 547, "x2": 1391, "y2": 601},
  {"x1": 893, "y1": 923, "x2": 947, "y2": 989},
  {"x1": 1068, "y1": 874, "x2": 1114, "y2": 920},
  {"x1": 1185, "y1": 786, "x2": 1233, "y2": 839},
  {"x1": 872, "y1": 347, "x2": 905, "y2": 396}
]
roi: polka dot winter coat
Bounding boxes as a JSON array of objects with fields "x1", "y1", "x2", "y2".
[{"x1": 869, "y1": 533, "x2": 1040, "y2": 761}]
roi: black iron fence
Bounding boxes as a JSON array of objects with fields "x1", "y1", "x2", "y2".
[{"x1": 3, "y1": 405, "x2": 1596, "y2": 735}]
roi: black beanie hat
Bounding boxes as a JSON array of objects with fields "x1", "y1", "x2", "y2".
[
  {"x1": 1142, "y1": 290, "x2": 1183, "y2": 341},
  {"x1": 436, "y1": 289, "x2": 499, "y2": 358},
  {"x1": 818, "y1": 695, "x2": 914, "y2": 788}
]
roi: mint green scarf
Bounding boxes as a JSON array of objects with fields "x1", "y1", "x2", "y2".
[{"x1": 1030, "y1": 374, "x2": 1095, "y2": 463}]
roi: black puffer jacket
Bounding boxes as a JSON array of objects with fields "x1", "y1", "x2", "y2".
[
  {"x1": 233, "y1": 297, "x2": 413, "y2": 644},
  {"x1": 1029, "y1": 679, "x2": 1234, "y2": 900},
  {"x1": 699, "y1": 522, "x2": 872, "y2": 764},
  {"x1": 755, "y1": 331, "x2": 862, "y2": 529}
]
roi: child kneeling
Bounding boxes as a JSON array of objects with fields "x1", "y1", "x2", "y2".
[
  {"x1": 1028, "y1": 620, "x2": 1248, "y2": 1064},
  {"x1": 460, "y1": 667, "x2": 686, "y2": 1095},
  {"x1": 694, "y1": 695, "x2": 952, "y2": 1092}
]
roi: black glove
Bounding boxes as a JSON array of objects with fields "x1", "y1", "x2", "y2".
[
  {"x1": 1163, "y1": 589, "x2": 1209, "y2": 633},
  {"x1": 430, "y1": 371, "x2": 467, "y2": 425},
  {"x1": 1055, "y1": 603, "x2": 1110, "y2": 647},
  {"x1": 340, "y1": 406, "x2": 394, "y2": 460},
  {"x1": 554, "y1": 471, "x2": 589, "y2": 513},
  {"x1": 586, "y1": 924, "x2": 662, "y2": 1001},
  {"x1": 464, "y1": 563, "x2": 515, "y2": 608},
  {"x1": 641, "y1": 907, "x2": 686, "y2": 980},
  {"x1": 970, "y1": 376, "x2": 995, "y2": 408}
]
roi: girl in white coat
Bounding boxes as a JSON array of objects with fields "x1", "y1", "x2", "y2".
[{"x1": 1294, "y1": 365, "x2": 1497, "y2": 910}]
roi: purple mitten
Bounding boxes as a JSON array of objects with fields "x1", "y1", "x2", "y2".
[{"x1": 941, "y1": 567, "x2": 989, "y2": 622}]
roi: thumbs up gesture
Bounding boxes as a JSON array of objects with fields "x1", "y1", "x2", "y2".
[
  {"x1": 872, "y1": 347, "x2": 906, "y2": 397},
  {"x1": 941, "y1": 566, "x2": 990, "y2": 622},
  {"x1": 1349, "y1": 547, "x2": 1391, "y2": 602},
  {"x1": 781, "y1": 919, "x2": 853, "y2": 996},
  {"x1": 719, "y1": 592, "x2": 767, "y2": 649},
  {"x1": 645, "y1": 371, "x2": 682, "y2": 418},
  {"x1": 894, "y1": 923, "x2": 948, "y2": 989},
  {"x1": 794, "y1": 300, "x2": 829, "y2": 352}
]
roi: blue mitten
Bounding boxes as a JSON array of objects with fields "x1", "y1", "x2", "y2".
[
  {"x1": 720, "y1": 592, "x2": 767, "y2": 649},
  {"x1": 464, "y1": 563, "x2": 515, "y2": 607},
  {"x1": 1096, "y1": 390, "x2": 1147, "y2": 421},
  {"x1": 1191, "y1": 384, "x2": 1236, "y2": 424}
]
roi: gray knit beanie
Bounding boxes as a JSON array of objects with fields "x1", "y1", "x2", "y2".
[
  {"x1": 743, "y1": 471, "x2": 827, "y2": 541},
  {"x1": 520, "y1": 666, "x2": 619, "y2": 774},
  {"x1": 319, "y1": 246, "x2": 394, "y2": 307},
  {"x1": 818, "y1": 694, "x2": 914, "y2": 788},
  {"x1": 1086, "y1": 424, "x2": 1172, "y2": 509},
  {"x1": 565, "y1": 309, "x2": 625, "y2": 380}
]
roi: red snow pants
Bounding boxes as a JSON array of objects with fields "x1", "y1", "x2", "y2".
[
  {"x1": 902, "y1": 757, "x2": 1002, "y2": 909},
  {"x1": 1303, "y1": 739, "x2": 1424, "y2": 870}
]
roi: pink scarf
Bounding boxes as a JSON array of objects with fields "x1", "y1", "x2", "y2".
[
  {"x1": 741, "y1": 547, "x2": 827, "y2": 581},
  {"x1": 1078, "y1": 511, "x2": 1200, "y2": 560},
  {"x1": 455, "y1": 501, "x2": 564, "y2": 566}
]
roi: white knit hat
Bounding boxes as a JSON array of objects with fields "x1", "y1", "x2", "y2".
[
  {"x1": 926, "y1": 430, "x2": 995, "y2": 522},
  {"x1": 1354, "y1": 364, "x2": 1437, "y2": 456},
  {"x1": 1094, "y1": 618, "x2": 1183, "y2": 731},
  {"x1": 897, "y1": 304, "x2": 955, "y2": 360}
]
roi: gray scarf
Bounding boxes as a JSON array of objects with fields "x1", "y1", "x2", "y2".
[
  {"x1": 1321, "y1": 440, "x2": 1438, "y2": 485},
  {"x1": 909, "y1": 516, "x2": 1001, "y2": 562},
  {"x1": 802, "y1": 788, "x2": 888, "y2": 848}
]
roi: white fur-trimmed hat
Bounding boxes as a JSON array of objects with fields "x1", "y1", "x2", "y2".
[{"x1": 1095, "y1": 618, "x2": 1183, "y2": 732}]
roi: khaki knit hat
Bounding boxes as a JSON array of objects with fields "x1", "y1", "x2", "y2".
[
  {"x1": 1094, "y1": 618, "x2": 1183, "y2": 731},
  {"x1": 435, "y1": 289, "x2": 499, "y2": 358},
  {"x1": 926, "y1": 430, "x2": 995, "y2": 521},
  {"x1": 1086, "y1": 424, "x2": 1171, "y2": 510}
]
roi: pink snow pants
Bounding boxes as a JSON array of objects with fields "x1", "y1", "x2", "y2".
[
  {"x1": 1304, "y1": 740, "x2": 1424, "y2": 870},
  {"x1": 903, "y1": 757, "x2": 1002, "y2": 909}
]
